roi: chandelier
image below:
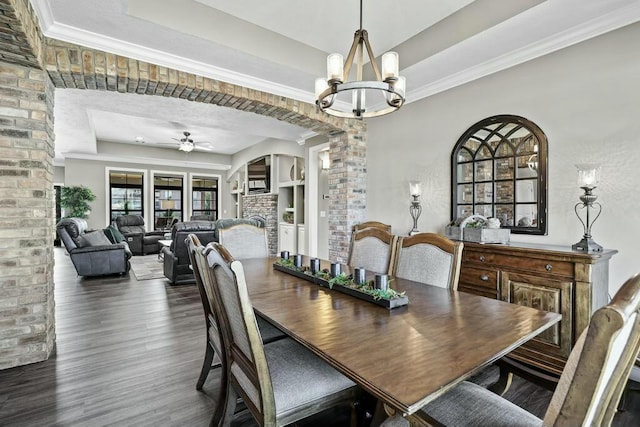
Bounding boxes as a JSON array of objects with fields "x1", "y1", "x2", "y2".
[{"x1": 314, "y1": 0, "x2": 406, "y2": 119}]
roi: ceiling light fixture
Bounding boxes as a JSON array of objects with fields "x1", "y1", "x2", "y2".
[
  {"x1": 315, "y1": 0, "x2": 406, "y2": 119},
  {"x1": 179, "y1": 141, "x2": 195, "y2": 152}
]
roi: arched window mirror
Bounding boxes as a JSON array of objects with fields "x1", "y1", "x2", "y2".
[{"x1": 451, "y1": 115, "x2": 548, "y2": 235}]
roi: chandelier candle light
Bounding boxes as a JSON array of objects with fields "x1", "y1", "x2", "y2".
[
  {"x1": 315, "y1": 0, "x2": 406, "y2": 119},
  {"x1": 409, "y1": 180, "x2": 422, "y2": 235},
  {"x1": 572, "y1": 164, "x2": 603, "y2": 252}
]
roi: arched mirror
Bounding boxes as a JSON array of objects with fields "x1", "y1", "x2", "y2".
[{"x1": 451, "y1": 115, "x2": 548, "y2": 235}]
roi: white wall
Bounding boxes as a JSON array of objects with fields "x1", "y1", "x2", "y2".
[{"x1": 367, "y1": 22, "x2": 640, "y2": 292}]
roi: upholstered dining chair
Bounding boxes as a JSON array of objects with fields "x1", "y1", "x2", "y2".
[
  {"x1": 185, "y1": 235, "x2": 285, "y2": 394},
  {"x1": 348, "y1": 227, "x2": 399, "y2": 275},
  {"x1": 381, "y1": 273, "x2": 640, "y2": 427},
  {"x1": 353, "y1": 220, "x2": 392, "y2": 233},
  {"x1": 203, "y1": 241, "x2": 359, "y2": 426},
  {"x1": 392, "y1": 233, "x2": 464, "y2": 289},
  {"x1": 217, "y1": 223, "x2": 269, "y2": 259}
]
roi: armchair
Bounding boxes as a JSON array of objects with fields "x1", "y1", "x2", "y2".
[
  {"x1": 162, "y1": 221, "x2": 217, "y2": 284},
  {"x1": 56, "y1": 218, "x2": 131, "y2": 277},
  {"x1": 114, "y1": 215, "x2": 165, "y2": 255}
]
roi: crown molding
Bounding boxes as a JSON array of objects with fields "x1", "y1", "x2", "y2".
[
  {"x1": 61, "y1": 152, "x2": 231, "y2": 171},
  {"x1": 406, "y1": 2, "x2": 640, "y2": 103}
]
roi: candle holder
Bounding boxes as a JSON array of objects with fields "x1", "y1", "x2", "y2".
[
  {"x1": 572, "y1": 164, "x2": 603, "y2": 252},
  {"x1": 409, "y1": 180, "x2": 422, "y2": 235}
]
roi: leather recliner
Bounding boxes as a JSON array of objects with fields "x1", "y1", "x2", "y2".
[
  {"x1": 162, "y1": 221, "x2": 217, "y2": 284},
  {"x1": 57, "y1": 218, "x2": 131, "y2": 277},
  {"x1": 114, "y1": 215, "x2": 165, "y2": 256}
]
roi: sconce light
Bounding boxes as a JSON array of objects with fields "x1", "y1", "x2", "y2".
[
  {"x1": 319, "y1": 150, "x2": 330, "y2": 170},
  {"x1": 409, "y1": 180, "x2": 422, "y2": 235},
  {"x1": 571, "y1": 164, "x2": 603, "y2": 252}
]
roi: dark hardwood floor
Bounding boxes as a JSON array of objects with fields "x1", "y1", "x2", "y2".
[{"x1": 0, "y1": 248, "x2": 637, "y2": 426}]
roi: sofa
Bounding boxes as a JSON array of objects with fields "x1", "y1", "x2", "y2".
[
  {"x1": 162, "y1": 221, "x2": 217, "y2": 284},
  {"x1": 57, "y1": 218, "x2": 131, "y2": 277},
  {"x1": 114, "y1": 215, "x2": 166, "y2": 256}
]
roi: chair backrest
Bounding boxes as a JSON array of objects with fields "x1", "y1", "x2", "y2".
[
  {"x1": 392, "y1": 233, "x2": 463, "y2": 289},
  {"x1": 115, "y1": 214, "x2": 146, "y2": 234},
  {"x1": 353, "y1": 221, "x2": 392, "y2": 233},
  {"x1": 543, "y1": 273, "x2": 640, "y2": 426},
  {"x1": 186, "y1": 234, "x2": 224, "y2": 366},
  {"x1": 170, "y1": 221, "x2": 217, "y2": 265},
  {"x1": 218, "y1": 223, "x2": 269, "y2": 259},
  {"x1": 204, "y1": 242, "x2": 277, "y2": 423},
  {"x1": 190, "y1": 214, "x2": 216, "y2": 221},
  {"x1": 348, "y1": 227, "x2": 399, "y2": 275}
]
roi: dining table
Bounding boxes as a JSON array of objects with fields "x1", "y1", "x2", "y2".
[{"x1": 240, "y1": 256, "x2": 562, "y2": 418}]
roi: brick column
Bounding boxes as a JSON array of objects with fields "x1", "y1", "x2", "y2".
[
  {"x1": 328, "y1": 120, "x2": 367, "y2": 263},
  {"x1": 0, "y1": 62, "x2": 56, "y2": 369},
  {"x1": 242, "y1": 194, "x2": 278, "y2": 255}
]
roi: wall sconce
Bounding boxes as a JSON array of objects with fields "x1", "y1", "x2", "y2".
[
  {"x1": 571, "y1": 163, "x2": 603, "y2": 252},
  {"x1": 409, "y1": 180, "x2": 422, "y2": 235},
  {"x1": 319, "y1": 150, "x2": 330, "y2": 170}
]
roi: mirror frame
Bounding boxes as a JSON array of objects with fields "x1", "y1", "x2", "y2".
[{"x1": 451, "y1": 115, "x2": 548, "y2": 235}]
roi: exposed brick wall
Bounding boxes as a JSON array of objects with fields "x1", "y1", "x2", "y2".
[
  {"x1": 242, "y1": 194, "x2": 278, "y2": 255},
  {"x1": 328, "y1": 122, "x2": 367, "y2": 263},
  {"x1": 0, "y1": 61, "x2": 56, "y2": 369}
]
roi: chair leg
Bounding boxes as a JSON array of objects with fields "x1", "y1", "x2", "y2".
[
  {"x1": 215, "y1": 381, "x2": 238, "y2": 427},
  {"x1": 197, "y1": 342, "x2": 215, "y2": 390},
  {"x1": 488, "y1": 364, "x2": 513, "y2": 396}
]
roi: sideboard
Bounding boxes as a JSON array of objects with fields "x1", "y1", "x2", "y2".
[{"x1": 458, "y1": 242, "x2": 617, "y2": 379}]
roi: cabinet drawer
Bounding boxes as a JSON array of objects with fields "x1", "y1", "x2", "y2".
[
  {"x1": 460, "y1": 266, "x2": 498, "y2": 290},
  {"x1": 463, "y1": 250, "x2": 573, "y2": 277}
]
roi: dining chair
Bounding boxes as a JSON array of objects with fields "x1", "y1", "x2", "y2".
[
  {"x1": 348, "y1": 227, "x2": 399, "y2": 275},
  {"x1": 353, "y1": 221, "x2": 392, "y2": 233},
  {"x1": 185, "y1": 235, "x2": 285, "y2": 394},
  {"x1": 204, "y1": 241, "x2": 359, "y2": 426},
  {"x1": 217, "y1": 223, "x2": 269, "y2": 259},
  {"x1": 392, "y1": 233, "x2": 464, "y2": 289},
  {"x1": 381, "y1": 273, "x2": 640, "y2": 427}
]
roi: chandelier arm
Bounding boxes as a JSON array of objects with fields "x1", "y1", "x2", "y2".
[
  {"x1": 343, "y1": 31, "x2": 364, "y2": 82},
  {"x1": 361, "y1": 31, "x2": 383, "y2": 81}
]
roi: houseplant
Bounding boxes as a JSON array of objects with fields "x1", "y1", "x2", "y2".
[{"x1": 60, "y1": 185, "x2": 96, "y2": 219}]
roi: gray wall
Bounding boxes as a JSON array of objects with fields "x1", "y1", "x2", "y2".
[{"x1": 367, "y1": 22, "x2": 640, "y2": 292}]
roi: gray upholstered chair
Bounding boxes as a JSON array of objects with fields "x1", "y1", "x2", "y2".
[
  {"x1": 348, "y1": 227, "x2": 398, "y2": 275},
  {"x1": 56, "y1": 218, "x2": 131, "y2": 277},
  {"x1": 190, "y1": 214, "x2": 216, "y2": 221},
  {"x1": 392, "y1": 233, "x2": 463, "y2": 289},
  {"x1": 114, "y1": 214, "x2": 165, "y2": 255},
  {"x1": 381, "y1": 273, "x2": 640, "y2": 427},
  {"x1": 185, "y1": 234, "x2": 285, "y2": 397},
  {"x1": 353, "y1": 220, "x2": 392, "y2": 233},
  {"x1": 202, "y1": 241, "x2": 359, "y2": 426},
  {"x1": 217, "y1": 223, "x2": 269, "y2": 259}
]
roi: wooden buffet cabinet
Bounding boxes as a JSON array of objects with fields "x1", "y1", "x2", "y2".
[{"x1": 458, "y1": 242, "x2": 617, "y2": 378}]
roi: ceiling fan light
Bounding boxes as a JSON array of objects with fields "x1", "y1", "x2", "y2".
[{"x1": 179, "y1": 142, "x2": 195, "y2": 152}]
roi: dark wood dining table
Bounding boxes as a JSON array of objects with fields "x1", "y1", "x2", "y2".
[{"x1": 240, "y1": 256, "x2": 562, "y2": 417}]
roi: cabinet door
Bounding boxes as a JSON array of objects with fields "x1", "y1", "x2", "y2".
[
  {"x1": 278, "y1": 224, "x2": 296, "y2": 253},
  {"x1": 501, "y1": 272, "x2": 573, "y2": 361}
]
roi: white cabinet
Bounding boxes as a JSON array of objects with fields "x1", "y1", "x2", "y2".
[
  {"x1": 279, "y1": 223, "x2": 296, "y2": 253},
  {"x1": 297, "y1": 224, "x2": 306, "y2": 255}
]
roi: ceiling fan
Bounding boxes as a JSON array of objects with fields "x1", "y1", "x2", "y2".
[{"x1": 171, "y1": 131, "x2": 214, "y2": 152}]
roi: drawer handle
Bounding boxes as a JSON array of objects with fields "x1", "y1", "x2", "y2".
[
  {"x1": 545, "y1": 264, "x2": 553, "y2": 271},
  {"x1": 479, "y1": 256, "x2": 486, "y2": 262},
  {"x1": 480, "y1": 274, "x2": 489, "y2": 281}
]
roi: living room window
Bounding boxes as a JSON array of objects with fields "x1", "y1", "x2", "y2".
[
  {"x1": 191, "y1": 176, "x2": 218, "y2": 220},
  {"x1": 109, "y1": 171, "x2": 144, "y2": 221},
  {"x1": 154, "y1": 175, "x2": 183, "y2": 230}
]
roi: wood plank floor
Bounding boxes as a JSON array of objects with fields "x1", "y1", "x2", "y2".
[{"x1": 0, "y1": 248, "x2": 638, "y2": 426}]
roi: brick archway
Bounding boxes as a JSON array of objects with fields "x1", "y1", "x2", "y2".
[{"x1": 0, "y1": 0, "x2": 366, "y2": 369}]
